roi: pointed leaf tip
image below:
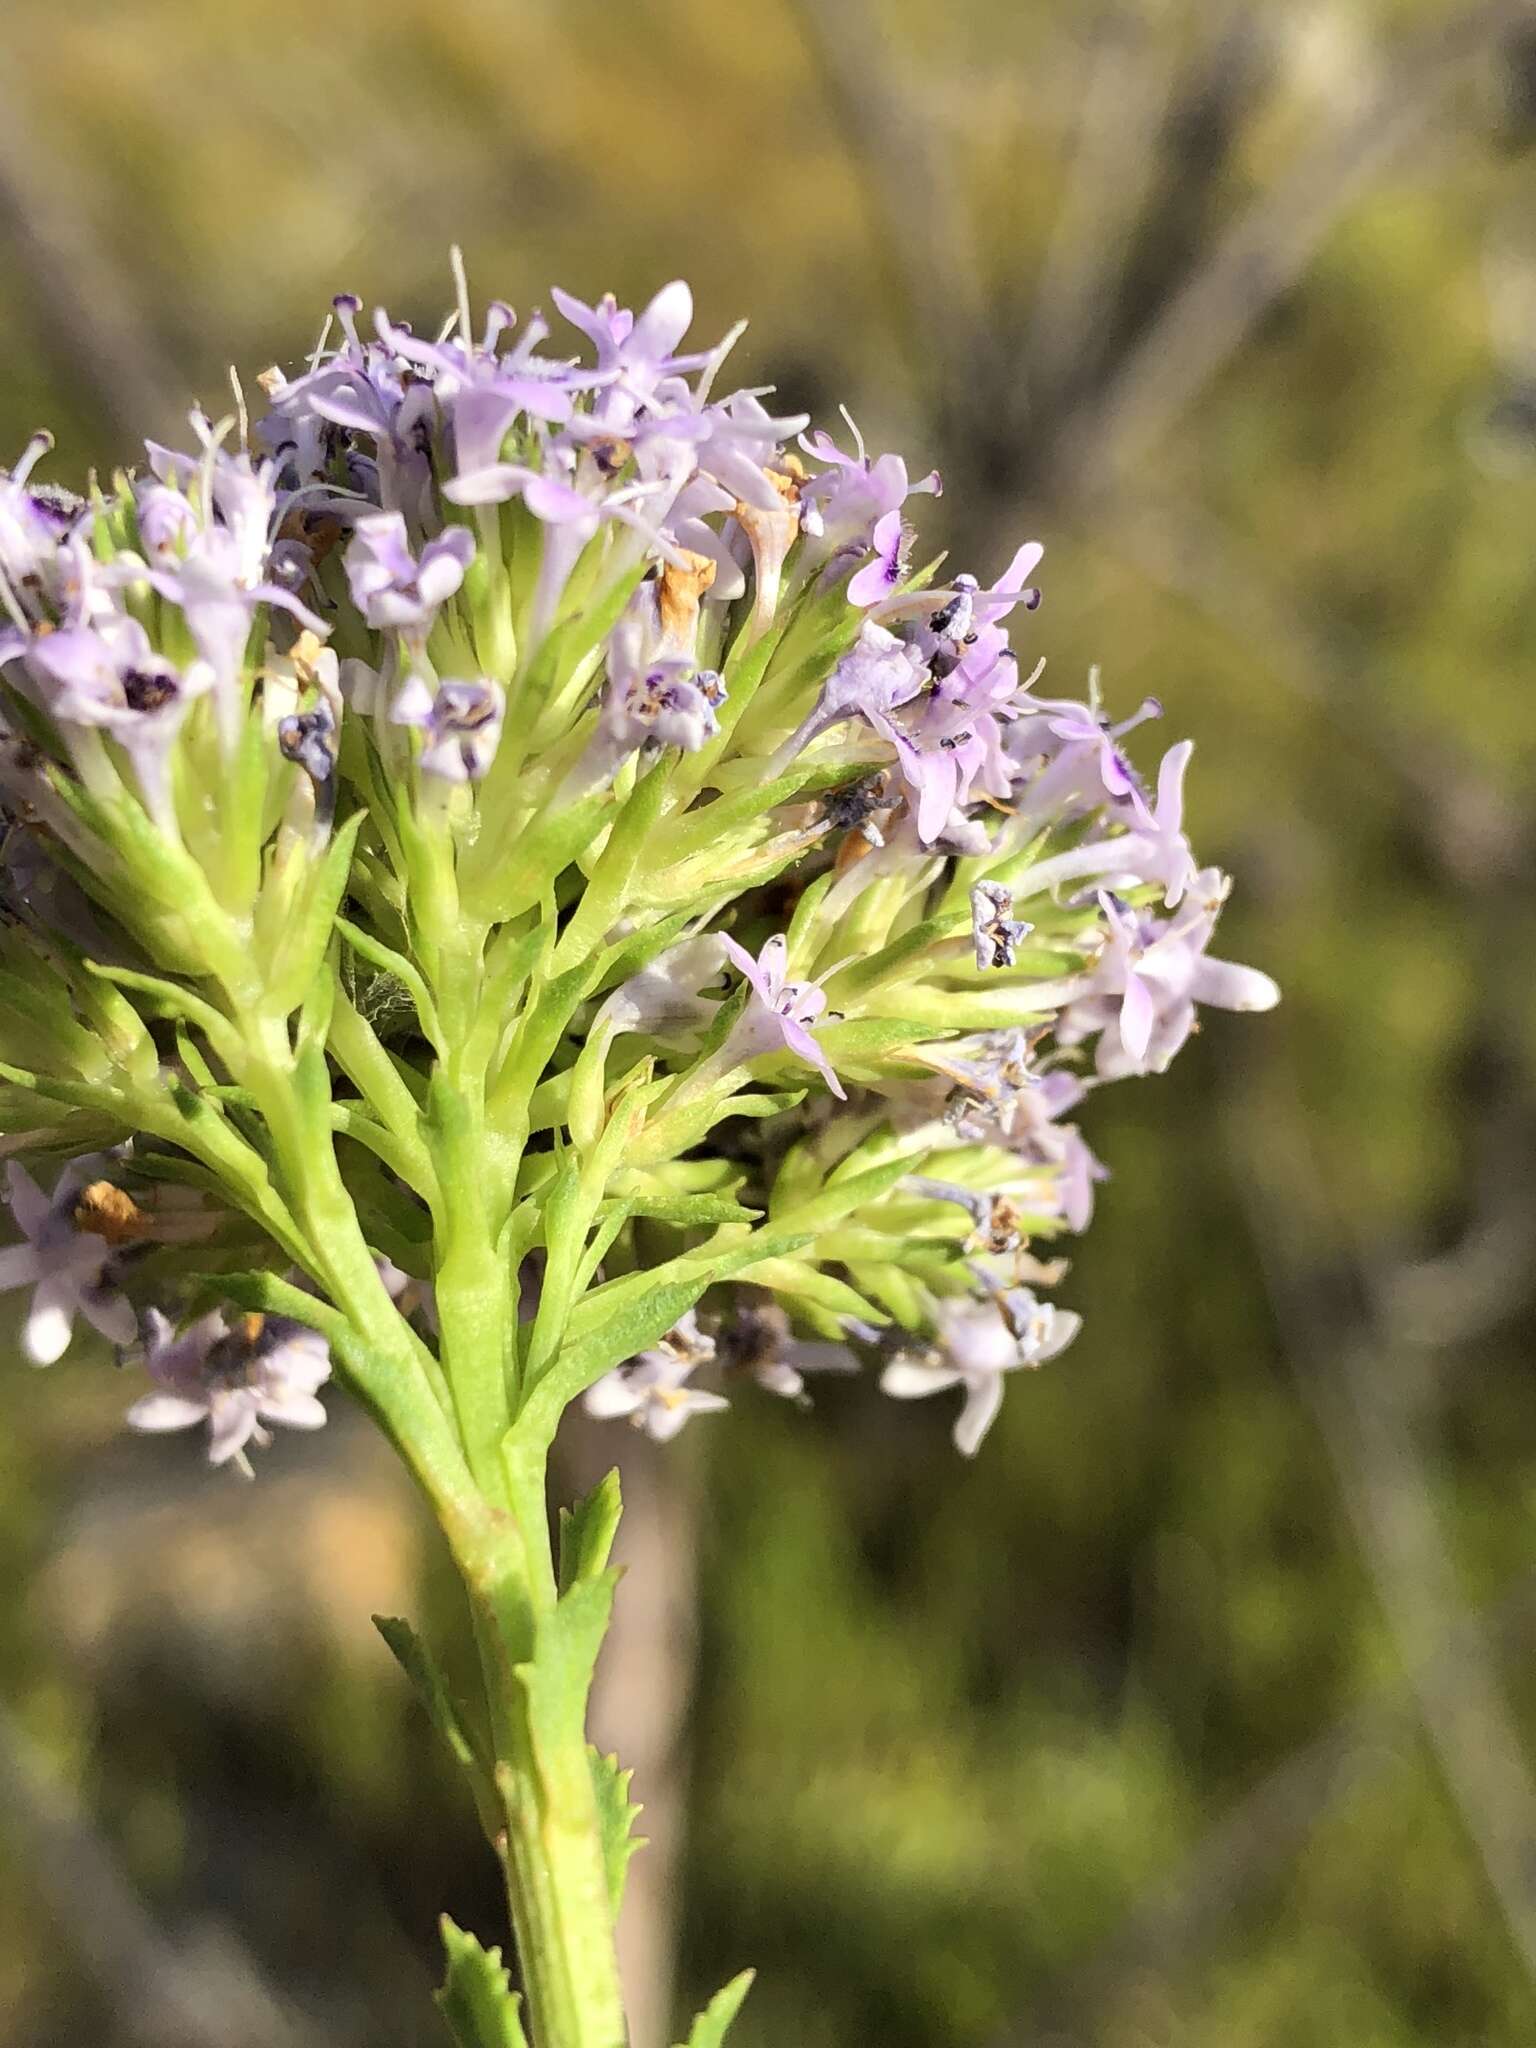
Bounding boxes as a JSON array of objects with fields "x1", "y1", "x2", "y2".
[{"x1": 674, "y1": 1968, "x2": 755, "y2": 2048}]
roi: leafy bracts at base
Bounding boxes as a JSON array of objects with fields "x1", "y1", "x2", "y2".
[{"x1": 0, "y1": 261, "x2": 1275, "y2": 2046}]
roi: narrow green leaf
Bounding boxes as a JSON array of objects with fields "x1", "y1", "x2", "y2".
[
  {"x1": 0, "y1": 1058, "x2": 131, "y2": 1116},
  {"x1": 554, "y1": 759, "x2": 671, "y2": 970},
  {"x1": 813, "y1": 1015, "x2": 955, "y2": 1064},
  {"x1": 465, "y1": 789, "x2": 611, "y2": 925},
  {"x1": 493, "y1": 959, "x2": 602, "y2": 1118},
  {"x1": 822, "y1": 908, "x2": 968, "y2": 1001},
  {"x1": 771, "y1": 1150, "x2": 931, "y2": 1233},
  {"x1": 84, "y1": 959, "x2": 239, "y2": 1058},
  {"x1": 673, "y1": 1969, "x2": 755, "y2": 2048},
  {"x1": 740, "y1": 1257, "x2": 889, "y2": 1325},
  {"x1": 604, "y1": 1191, "x2": 759, "y2": 1227},
  {"x1": 373, "y1": 1615, "x2": 492, "y2": 1782},
  {"x1": 844, "y1": 1262, "x2": 931, "y2": 1327},
  {"x1": 267, "y1": 810, "x2": 365, "y2": 1013}
]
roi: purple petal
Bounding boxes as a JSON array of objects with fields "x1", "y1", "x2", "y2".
[
  {"x1": 1119, "y1": 973, "x2": 1156, "y2": 1065},
  {"x1": 23, "y1": 1275, "x2": 76, "y2": 1364},
  {"x1": 1189, "y1": 958, "x2": 1281, "y2": 1012},
  {"x1": 955, "y1": 1372, "x2": 1005, "y2": 1456},
  {"x1": 847, "y1": 509, "x2": 905, "y2": 608},
  {"x1": 719, "y1": 932, "x2": 771, "y2": 1005},
  {"x1": 125, "y1": 1392, "x2": 209, "y2": 1432}
]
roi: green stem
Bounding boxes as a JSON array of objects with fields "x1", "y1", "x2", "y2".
[{"x1": 451, "y1": 1444, "x2": 628, "y2": 2048}]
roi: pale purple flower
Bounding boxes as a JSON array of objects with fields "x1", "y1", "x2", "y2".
[
  {"x1": 390, "y1": 675, "x2": 504, "y2": 781},
  {"x1": 929, "y1": 1037, "x2": 1108, "y2": 1234},
  {"x1": 23, "y1": 616, "x2": 210, "y2": 827},
  {"x1": 345, "y1": 513, "x2": 474, "y2": 637},
  {"x1": 877, "y1": 540, "x2": 1042, "y2": 634},
  {"x1": 447, "y1": 444, "x2": 667, "y2": 641},
  {"x1": 770, "y1": 619, "x2": 927, "y2": 768},
  {"x1": 1051, "y1": 1122, "x2": 1110, "y2": 1234},
  {"x1": 121, "y1": 443, "x2": 326, "y2": 752},
  {"x1": 693, "y1": 391, "x2": 811, "y2": 517},
  {"x1": 605, "y1": 658, "x2": 720, "y2": 758},
  {"x1": 880, "y1": 1292, "x2": 1081, "y2": 1455},
  {"x1": 582, "y1": 1310, "x2": 727, "y2": 1441},
  {"x1": 348, "y1": 295, "x2": 595, "y2": 517},
  {"x1": 969, "y1": 541, "x2": 1045, "y2": 627},
  {"x1": 134, "y1": 479, "x2": 200, "y2": 562},
  {"x1": 798, "y1": 413, "x2": 941, "y2": 555},
  {"x1": 719, "y1": 932, "x2": 847, "y2": 1099},
  {"x1": 574, "y1": 602, "x2": 726, "y2": 788},
  {"x1": 876, "y1": 639, "x2": 1027, "y2": 844},
  {"x1": 984, "y1": 1070, "x2": 1107, "y2": 1234},
  {"x1": 0, "y1": 1156, "x2": 140, "y2": 1363},
  {"x1": 553, "y1": 279, "x2": 705, "y2": 434},
  {"x1": 1006, "y1": 687, "x2": 1162, "y2": 831},
  {"x1": 126, "y1": 1307, "x2": 331, "y2": 1474},
  {"x1": 0, "y1": 433, "x2": 85, "y2": 617},
  {"x1": 1059, "y1": 871, "x2": 1281, "y2": 1078},
  {"x1": 386, "y1": 301, "x2": 578, "y2": 473},
  {"x1": 263, "y1": 293, "x2": 438, "y2": 518},
  {"x1": 778, "y1": 546, "x2": 1047, "y2": 845}
]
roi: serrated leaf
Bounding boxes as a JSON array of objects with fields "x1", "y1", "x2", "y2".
[
  {"x1": 673, "y1": 1969, "x2": 755, "y2": 2048},
  {"x1": 519, "y1": 1574, "x2": 616, "y2": 1741},
  {"x1": 435, "y1": 1916, "x2": 529, "y2": 2048},
  {"x1": 558, "y1": 1469, "x2": 624, "y2": 1593},
  {"x1": 589, "y1": 1746, "x2": 645, "y2": 1914}
]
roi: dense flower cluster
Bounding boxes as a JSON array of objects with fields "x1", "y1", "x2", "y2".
[{"x1": 0, "y1": 263, "x2": 1275, "y2": 1463}]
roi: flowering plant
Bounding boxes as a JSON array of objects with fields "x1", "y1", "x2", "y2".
[{"x1": 0, "y1": 257, "x2": 1276, "y2": 2047}]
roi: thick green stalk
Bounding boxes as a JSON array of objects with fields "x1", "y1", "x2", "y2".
[
  {"x1": 429, "y1": 1065, "x2": 515, "y2": 1493},
  {"x1": 452, "y1": 1441, "x2": 628, "y2": 2048}
]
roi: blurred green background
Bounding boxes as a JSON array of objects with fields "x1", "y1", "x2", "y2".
[{"x1": 3, "y1": 2, "x2": 1536, "y2": 2043}]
